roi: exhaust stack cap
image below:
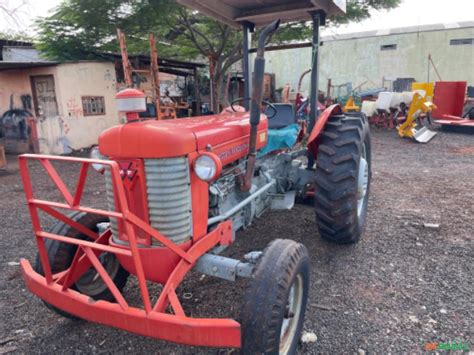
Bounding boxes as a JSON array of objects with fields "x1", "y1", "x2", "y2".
[{"x1": 116, "y1": 88, "x2": 146, "y2": 122}]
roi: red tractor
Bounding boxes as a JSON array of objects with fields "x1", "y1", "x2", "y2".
[{"x1": 19, "y1": 1, "x2": 371, "y2": 353}]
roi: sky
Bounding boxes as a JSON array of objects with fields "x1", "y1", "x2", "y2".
[{"x1": 0, "y1": 0, "x2": 473, "y2": 35}]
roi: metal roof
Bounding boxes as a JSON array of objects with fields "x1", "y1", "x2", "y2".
[
  {"x1": 95, "y1": 52, "x2": 206, "y2": 77},
  {"x1": 176, "y1": 0, "x2": 346, "y2": 28},
  {"x1": 0, "y1": 61, "x2": 58, "y2": 71},
  {"x1": 0, "y1": 39, "x2": 32, "y2": 60},
  {"x1": 2, "y1": 46, "x2": 51, "y2": 63}
]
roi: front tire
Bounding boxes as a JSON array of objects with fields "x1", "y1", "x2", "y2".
[
  {"x1": 34, "y1": 212, "x2": 129, "y2": 319},
  {"x1": 241, "y1": 239, "x2": 309, "y2": 354},
  {"x1": 314, "y1": 112, "x2": 371, "y2": 244}
]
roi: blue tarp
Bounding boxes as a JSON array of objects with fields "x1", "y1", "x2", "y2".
[{"x1": 259, "y1": 124, "x2": 300, "y2": 156}]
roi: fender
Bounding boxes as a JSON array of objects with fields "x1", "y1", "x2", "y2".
[{"x1": 307, "y1": 104, "x2": 342, "y2": 157}]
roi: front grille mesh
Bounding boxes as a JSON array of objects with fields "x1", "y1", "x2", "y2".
[
  {"x1": 144, "y1": 158, "x2": 193, "y2": 245},
  {"x1": 105, "y1": 157, "x2": 193, "y2": 246},
  {"x1": 104, "y1": 168, "x2": 120, "y2": 240}
]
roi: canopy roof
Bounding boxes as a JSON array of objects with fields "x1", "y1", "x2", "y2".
[{"x1": 176, "y1": 0, "x2": 346, "y2": 28}]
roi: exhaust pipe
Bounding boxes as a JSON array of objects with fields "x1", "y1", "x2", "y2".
[{"x1": 240, "y1": 19, "x2": 280, "y2": 192}]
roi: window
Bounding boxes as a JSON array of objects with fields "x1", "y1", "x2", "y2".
[
  {"x1": 82, "y1": 96, "x2": 106, "y2": 116},
  {"x1": 450, "y1": 38, "x2": 473, "y2": 46},
  {"x1": 380, "y1": 44, "x2": 397, "y2": 51}
]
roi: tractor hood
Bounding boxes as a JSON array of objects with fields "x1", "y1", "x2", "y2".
[{"x1": 99, "y1": 112, "x2": 268, "y2": 159}]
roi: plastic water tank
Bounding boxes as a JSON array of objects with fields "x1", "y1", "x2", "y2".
[
  {"x1": 376, "y1": 92, "x2": 393, "y2": 111},
  {"x1": 389, "y1": 93, "x2": 403, "y2": 108},
  {"x1": 361, "y1": 101, "x2": 377, "y2": 117}
]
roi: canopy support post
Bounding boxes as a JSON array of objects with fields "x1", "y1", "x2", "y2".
[
  {"x1": 308, "y1": 11, "x2": 326, "y2": 169},
  {"x1": 242, "y1": 21, "x2": 254, "y2": 111}
]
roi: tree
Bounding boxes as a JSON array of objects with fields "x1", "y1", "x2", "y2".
[
  {"x1": 35, "y1": 0, "x2": 176, "y2": 60},
  {"x1": 36, "y1": 0, "x2": 401, "y2": 112}
]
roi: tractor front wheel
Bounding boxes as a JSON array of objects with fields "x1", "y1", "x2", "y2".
[
  {"x1": 241, "y1": 239, "x2": 309, "y2": 354},
  {"x1": 314, "y1": 112, "x2": 371, "y2": 244},
  {"x1": 34, "y1": 212, "x2": 129, "y2": 319}
]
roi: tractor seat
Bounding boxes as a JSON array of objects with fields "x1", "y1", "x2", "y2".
[
  {"x1": 265, "y1": 103, "x2": 297, "y2": 129},
  {"x1": 259, "y1": 103, "x2": 300, "y2": 156}
]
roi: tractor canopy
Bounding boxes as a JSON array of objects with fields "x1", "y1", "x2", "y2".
[
  {"x1": 99, "y1": 112, "x2": 268, "y2": 160},
  {"x1": 176, "y1": 0, "x2": 346, "y2": 28}
]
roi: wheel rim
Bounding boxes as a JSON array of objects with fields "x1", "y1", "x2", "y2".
[
  {"x1": 357, "y1": 142, "x2": 369, "y2": 219},
  {"x1": 279, "y1": 273, "x2": 304, "y2": 354},
  {"x1": 75, "y1": 252, "x2": 120, "y2": 296}
]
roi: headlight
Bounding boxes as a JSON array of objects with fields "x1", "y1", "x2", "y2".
[
  {"x1": 193, "y1": 153, "x2": 222, "y2": 182},
  {"x1": 90, "y1": 146, "x2": 106, "y2": 174}
]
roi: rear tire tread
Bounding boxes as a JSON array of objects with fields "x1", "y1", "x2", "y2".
[{"x1": 314, "y1": 112, "x2": 371, "y2": 244}]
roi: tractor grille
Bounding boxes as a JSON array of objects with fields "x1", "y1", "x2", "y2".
[
  {"x1": 104, "y1": 168, "x2": 120, "y2": 241},
  {"x1": 144, "y1": 158, "x2": 193, "y2": 245},
  {"x1": 105, "y1": 157, "x2": 193, "y2": 246}
]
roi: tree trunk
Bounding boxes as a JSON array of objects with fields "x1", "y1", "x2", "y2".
[
  {"x1": 215, "y1": 73, "x2": 227, "y2": 111},
  {"x1": 209, "y1": 48, "x2": 242, "y2": 113},
  {"x1": 209, "y1": 55, "x2": 219, "y2": 113}
]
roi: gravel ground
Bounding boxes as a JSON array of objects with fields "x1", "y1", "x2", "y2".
[{"x1": 0, "y1": 128, "x2": 472, "y2": 354}]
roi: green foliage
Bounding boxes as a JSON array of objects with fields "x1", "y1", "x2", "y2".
[
  {"x1": 35, "y1": 0, "x2": 401, "y2": 61},
  {"x1": 35, "y1": 0, "x2": 177, "y2": 60}
]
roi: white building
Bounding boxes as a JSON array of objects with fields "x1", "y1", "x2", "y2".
[
  {"x1": 264, "y1": 21, "x2": 474, "y2": 94},
  {"x1": 0, "y1": 41, "x2": 203, "y2": 155}
]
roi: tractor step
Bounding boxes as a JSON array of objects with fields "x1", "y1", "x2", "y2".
[
  {"x1": 414, "y1": 126, "x2": 437, "y2": 143},
  {"x1": 270, "y1": 190, "x2": 296, "y2": 210}
]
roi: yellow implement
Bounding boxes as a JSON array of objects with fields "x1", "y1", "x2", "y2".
[
  {"x1": 411, "y1": 82, "x2": 435, "y2": 100},
  {"x1": 398, "y1": 92, "x2": 437, "y2": 143},
  {"x1": 343, "y1": 95, "x2": 360, "y2": 112}
]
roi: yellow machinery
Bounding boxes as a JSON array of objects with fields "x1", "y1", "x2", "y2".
[
  {"x1": 412, "y1": 82, "x2": 435, "y2": 100},
  {"x1": 343, "y1": 95, "x2": 360, "y2": 112},
  {"x1": 398, "y1": 92, "x2": 437, "y2": 143}
]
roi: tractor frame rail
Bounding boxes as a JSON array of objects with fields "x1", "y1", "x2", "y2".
[{"x1": 18, "y1": 154, "x2": 240, "y2": 348}]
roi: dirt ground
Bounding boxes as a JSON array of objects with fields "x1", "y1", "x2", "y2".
[{"x1": 0, "y1": 127, "x2": 472, "y2": 354}]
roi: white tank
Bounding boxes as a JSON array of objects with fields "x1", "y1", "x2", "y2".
[
  {"x1": 361, "y1": 101, "x2": 377, "y2": 117},
  {"x1": 376, "y1": 92, "x2": 393, "y2": 111},
  {"x1": 389, "y1": 93, "x2": 403, "y2": 108}
]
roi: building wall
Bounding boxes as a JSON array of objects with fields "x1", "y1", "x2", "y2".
[
  {"x1": 263, "y1": 26, "x2": 474, "y2": 94},
  {"x1": 0, "y1": 65, "x2": 57, "y2": 153},
  {"x1": 52, "y1": 62, "x2": 119, "y2": 153},
  {"x1": 0, "y1": 61, "x2": 119, "y2": 154}
]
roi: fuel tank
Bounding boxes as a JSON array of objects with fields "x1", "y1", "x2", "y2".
[{"x1": 99, "y1": 111, "x2": 268, "y2": 165}]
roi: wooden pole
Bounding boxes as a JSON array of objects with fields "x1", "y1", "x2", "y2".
[
  {"x1": 116, "y1": 29, "x2": 133, "y2": 87},
  {"x1": 149, "y1": 33, "x2": 162, "y2": 120},
  {"x1": 428, "y1": 54, "x2": 442, "y2": 81}
]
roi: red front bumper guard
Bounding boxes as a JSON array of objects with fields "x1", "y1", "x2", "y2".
[{"x1": 18, "y1": 154, "x2": 240, "y2": 348}]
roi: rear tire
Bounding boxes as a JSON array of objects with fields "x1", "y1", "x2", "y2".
[
  {"x1": 314, "y1": 112, "x2": 371, "y2": 244},
  {"x1": 34, "y1": 212, "x2": 129, "y2": 319},
  {"x1": 241, "y1": 239, "x2": 309, "y2": 354}
]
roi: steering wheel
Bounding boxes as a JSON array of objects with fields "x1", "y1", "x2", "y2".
[{"x1": 230, "y1": 97, "x2": 277, "y2": 119}]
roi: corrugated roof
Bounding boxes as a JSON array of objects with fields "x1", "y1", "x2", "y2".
[
  {"x1": 0, "y1": 61, "x2": 58, "y2": 71},
  {"x1": 2, "y1": 47, "x2": 51, "y2": 63},
  {"x1": 0, "y1": 39, "x2": 32, "y2": 61}
]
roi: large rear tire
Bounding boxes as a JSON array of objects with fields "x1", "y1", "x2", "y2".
[
  {"x1": 241, "y1": 239, "x2": 309, "y2": 354},
  {"x1": 34, "y1": 212, "x2": 129, "y2": 319},
  {"x1": 314, "y1": 112, "x2": 371, "y2": 244}
]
